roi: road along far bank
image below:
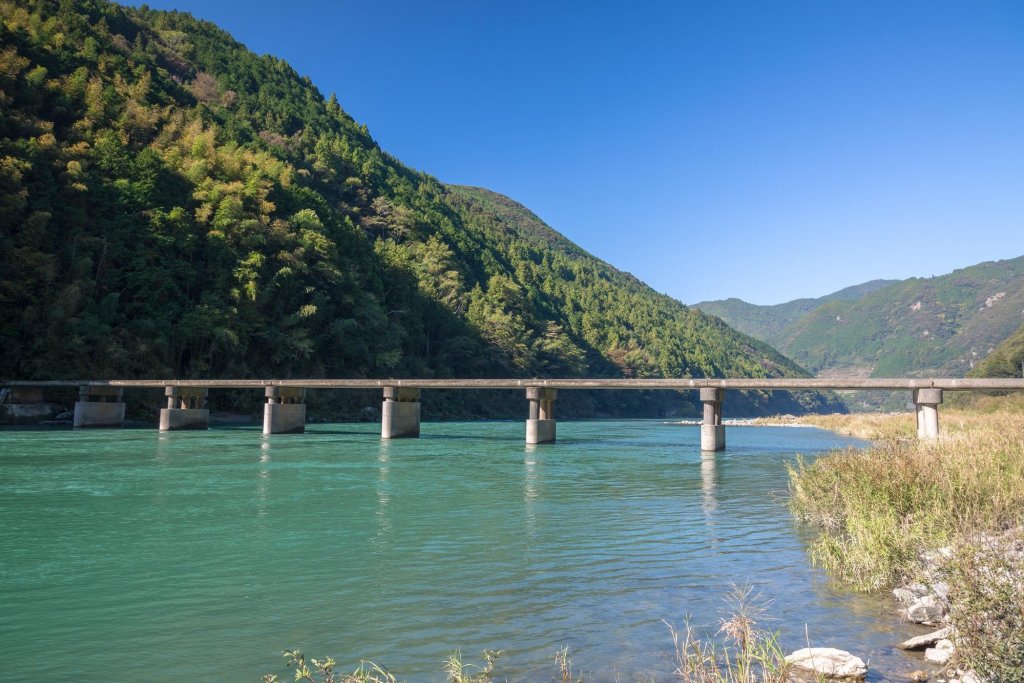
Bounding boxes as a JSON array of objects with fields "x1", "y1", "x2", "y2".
[{"x1": 775, "y1": 397, "x2": 1024, "y2": 683}]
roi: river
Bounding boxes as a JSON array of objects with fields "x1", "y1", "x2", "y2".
[{"x1": 0, "y1": 421, "x2": 927, "y2": 681}]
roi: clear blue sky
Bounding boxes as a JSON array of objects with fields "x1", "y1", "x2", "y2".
[{"x1": 134, "y1": 0, "x2": 1024, "y2": 305}]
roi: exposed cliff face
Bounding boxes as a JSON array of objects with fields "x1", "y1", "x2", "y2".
[{"x1": 0, "y1": 0, "x2": 841, "y2": 416}]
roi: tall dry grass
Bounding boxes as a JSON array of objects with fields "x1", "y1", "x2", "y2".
[
  {"x1": 786, "y1": 400, "x2": 1024, "y2": 589},
  {"x1": 787, "y1": 400, "x2": 1024, "y2": 677},
  {"x1": 759, "y1": 412, "x2": 916, "y2": 441},
  {"x1": 667, "y1": 584, "x2": 792, "y2": 683}
]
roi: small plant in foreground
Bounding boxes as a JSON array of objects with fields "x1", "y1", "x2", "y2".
[
  {"x1": 443, "y1": 648, "x2": 502, "y2": 683},
  {"x1": 666, "y1": 584, "x2": 791, "y2": 683},
  {"x1": 262, "y1": 588, "x2": 803, "y2": 682},
  {"x1": 555, "y1": 645, "x2": 583, "y2": 683},
  {"x1": 262, "y1": 650, "x2": 398, "y2": 683}
]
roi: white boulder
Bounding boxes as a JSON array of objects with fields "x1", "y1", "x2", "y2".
[
  {"x1": 784, "y1": 647, "x2": 867, "y2": 679},
  {"x1": 923, "y1": 638, "x2": 954, "y2": 664}
]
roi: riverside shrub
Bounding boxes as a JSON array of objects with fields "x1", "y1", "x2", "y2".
[
  {"x1": 788, "y1": 412, "x2": 1024, "y2": 590},
  {"x1": 787, "y1": 406, "x2": 1024, "y2": 675},
  {"x1": 947, "y1": 532, "x2": 1024, "y2": 682}
]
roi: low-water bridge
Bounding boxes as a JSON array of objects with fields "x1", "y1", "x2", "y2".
[{"x1": 3, "y1": 377, "x2": 1023, "y2": 450}]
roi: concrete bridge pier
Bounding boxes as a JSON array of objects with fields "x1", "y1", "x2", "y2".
[
  {"x1": 700, "y1": 387, "x2": 726, "y2": 452},
  {"x1": 914, "y1": 388, "x2": 942, "y2": 439},
  {"x1": 0, "y1": 386, "x2": 62, "y2": 423},
  {"x1": 263, "y1": 386, "x2": 306, "y2": 435},
  {"x1": 382, "y1": 387, "x2": 421, "y2": 439},
  {"x1": 159, "y1": 387, "x2": 209, "y2": 431},
  {"x1": 526, "y1": 387, "x2": 557, "y2": 444},
  {"x1": 73, "y1": 385, "x2": 125, "y2": 428}
]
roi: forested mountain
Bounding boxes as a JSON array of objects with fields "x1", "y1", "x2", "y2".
[
  {"x1": 0, "y1": 0, "x2": 841, "y2": 417},
  {"x1": 695, "y1": 279, "x2": 897, "y2": 349},
  {"x1": 697, "y1": 257, "x2": 1024, "y2": 378}
]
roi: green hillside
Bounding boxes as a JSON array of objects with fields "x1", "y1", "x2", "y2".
[
  {"x1": 444, "y1": 185, "x2": 813, "y2": 381},
  {"x1": 969, "y1": 322, "x2": 1024, "y2": 378},
  {"x1": 695, "y1": 279, "x2": 897, "y2": 348},
  {"x1": 697, "y1": 258, "x2": 1024, "y2": 378},
  {"x1": 0, "y1": 0, "x2": 840, "y2": 416},
  {"x1": 779, "y1": 257, "x2": 1024, "y2": 376}
]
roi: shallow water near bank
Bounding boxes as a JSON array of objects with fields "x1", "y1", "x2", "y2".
[{"x1": 0, "y1": 421, "x2": 928, "y2": 681}]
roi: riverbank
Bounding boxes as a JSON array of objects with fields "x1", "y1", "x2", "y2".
[{"x1": 780, "y1": 397, "x2": 1024, "y2": 682}]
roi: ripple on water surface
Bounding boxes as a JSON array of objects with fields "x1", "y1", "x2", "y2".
[{"x1": 0, "y1": 421, "x2": 924, "y2": 681}]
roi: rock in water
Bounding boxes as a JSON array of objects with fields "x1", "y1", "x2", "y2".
[
  {"x1": 897, "y1": 626, "x2": 953, "y2": 650},
  {"x1": 923, "y1": 639, "x2": 954, "y2": 664},
  {"x1": 784, "y1": 648, "x2": 868, "y2": 679},
  {"x1": 893, "y1": 583, "x2": 930, "y2": 604},
  {"x1": 903, "y1": 594, "x2": 946, "y2": 625}
]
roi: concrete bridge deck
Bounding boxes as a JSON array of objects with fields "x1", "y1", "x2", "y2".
[
  {"x1": 4, "y1": 377, "x2": 1023, "y2": 390},
  {"x1": 2, "y1": 377, "x2": 1023, "y2": 448}
]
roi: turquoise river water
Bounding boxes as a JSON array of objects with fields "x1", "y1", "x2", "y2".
[{"x1": 0, "y1": 421, "x2": 929, "y2": 681}]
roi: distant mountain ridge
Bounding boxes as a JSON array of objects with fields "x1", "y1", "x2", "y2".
[
  {"x1": 696, "y1": 257, "x2": 1024, "y2": 378},
  {"x1": 695, "y1": 279, "x2": 898, "y2": 347}
]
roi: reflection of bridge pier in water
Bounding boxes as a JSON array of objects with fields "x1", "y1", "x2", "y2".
[
  {"x1": 373, "y1": 441, "x2": 393, "y2": 549},
  {"x1": 701, "y1": 451, "x2": 718, "y2": 517},
  {"x1": 256, "y1": 439, "x2": 272, "y2": 518},
  {"x1": 523, "y1": 445, "x2": 541, "y2": 540},
  {"x1": 5, "y1": 378, "x2": 1022, "y2": 447}
]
